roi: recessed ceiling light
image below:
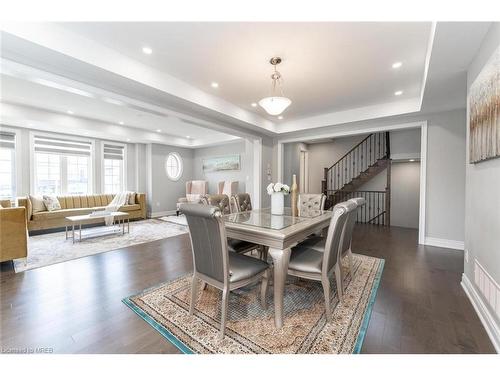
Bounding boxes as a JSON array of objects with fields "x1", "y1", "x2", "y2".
[
  {"x1": 186, "y1": 135, "x2": 191, "y2": 139},
  {"x1": 251, "y1": 102, "x2": 257, "y2": 107},
  {"x1": 394, "y1": 90, "x2": 403, "y2": 96},
  {"x1": 409, "y1": 159, "x2": 415, "y2": 162},
  {"x1": 392, "y1": 61, "x2": 403, "y2": 69},
  {"x1": 156, "y1": 129, "x2": 162, "y2": 133},
  {"x1": 126, "y1": 138, "x2": 131, "y2": 142},
  {"x1": 142, "y1": 46, "x2": 153, "y2": 55},
  {"x1": 278, "y1": 116, "x2": 284, "y2": 120},
  {"x1": 67, "y1": 110, "x2": 74, "y2": 115},
  {"x1": 211, "y1": 82, "x2": 219, "y2": 88},
  {"x1": 119, "y1": 121, "x2": 124, "y2": 125}
]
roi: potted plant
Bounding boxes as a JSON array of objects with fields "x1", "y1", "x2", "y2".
[{"x1": 267, "y1": 182, "x2": 290, "y2": 215}]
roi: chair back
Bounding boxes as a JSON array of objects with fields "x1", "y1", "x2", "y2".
[
  {"x1": 202, "y1": 194, "x2": 231, "y2": 215},
  {"x1": 181, "y1": 204, "x2": 228, "y2": 284},
  {"x1": 232, "y1": 193, "x2": 252, "y2": 213},
  {"x1": 218, "y1": 181, "x2": 239, "y2": 196},
  {"x1": 321, "y1": 204, "x2": 349, "y2": 275},
  {"x1": 187, "y1": 180, "x2": 208, "y2": 195},
  {"x1": 337, "y1": 200, "x2": 358, "y2": 256},
  {"x1": 298, "y1": 194, "x2": 326, "y2": 215}
]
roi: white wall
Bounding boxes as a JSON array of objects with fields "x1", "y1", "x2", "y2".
[{"x1": 464, "y1": 23, "x2": 500, "y2": 349}]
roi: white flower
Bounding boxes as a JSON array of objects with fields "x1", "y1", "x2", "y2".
[
  {"x1": 274, "y1": 182, "x2": 283, "y2": 192},
  {"x1": 266, "y1": 183, "x2": 274, "y2": 195},
  {"x1": 282, "y1": 184, "x2": 290, "y2": 194}
]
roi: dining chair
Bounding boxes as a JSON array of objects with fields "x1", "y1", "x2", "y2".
[
  {"x1": 181, "y1": 204, "x2": 270, "y2": 339},
  {"x1": 343, "y1": 197, "x2": 366, "y2": 277},
  {"x1": 287, "y1": 204, "x2": 349, "y2": 321},
  {"x1": 297, "y1": 193, "x2": 326, "y2": 214},
  {"x1": 203, "y1": 194, "x2": 263, "y2": 257},
  {"x1": 230, "y1": 193, "x2": 268, "y2": 261}
]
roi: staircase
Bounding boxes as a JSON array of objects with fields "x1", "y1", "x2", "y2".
[{"x1": 322, "y1": 132, "x2": 392, "y2": 225}]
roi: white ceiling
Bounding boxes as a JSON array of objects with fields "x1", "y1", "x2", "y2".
[
  {"x1": 0, "y1": 22, "x2": 493, "y2": 142},
  {"x1": 61, "y1": 22, "x2": 431, "y2": 121}
]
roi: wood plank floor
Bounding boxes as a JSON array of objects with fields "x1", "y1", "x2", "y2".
[{"x1": 0, "y1": 224, "x2": 495, "y2": 354}]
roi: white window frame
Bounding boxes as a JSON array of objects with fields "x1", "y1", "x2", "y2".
[
  {"x1": 30, "y1": 131, "x2": 95, "y2": 195},
  {"x1": 165, "y1": 152, "x2": 183, "y2": 181},
  {"x1": 101, "y1": 141, "x2": 127, "y2": 194},
  {"x1": 0, "y1": 126, "x2": 22, "y2": 200}
]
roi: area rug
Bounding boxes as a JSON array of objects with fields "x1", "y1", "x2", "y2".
[
  {"x1": 14, "y1": 219, "x2": 188, "y2": 273},
  {"x1": 158, "y1": 214, "x2": 188, "y2": 226},
  {"x1": 123, "y1": 254, "x2": 384, "y2": 354}
]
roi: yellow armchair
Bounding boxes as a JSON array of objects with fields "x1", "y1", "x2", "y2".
[{"x1": 0, "y1": 200, "x2": 28, "y2": 262}]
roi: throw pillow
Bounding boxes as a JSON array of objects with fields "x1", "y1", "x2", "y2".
[
  {"x1": 30, "y1": 195, "x2": 47, "y2": 213},
  {"x1": 128, "y1": 192, "x2": 136, "y2": 205},
  {"x1": 43, "y1": 195, "x2": 61, "y2": 212}
]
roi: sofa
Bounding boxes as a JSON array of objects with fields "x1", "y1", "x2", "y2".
[
  {"x1": 18, "y1": 193, "x2": 147, "y2": 231},
  {"x1": 0, "y1": 199, "x2": 28, "y2": 262}
]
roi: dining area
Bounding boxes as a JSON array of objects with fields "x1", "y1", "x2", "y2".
[{"x1": 181, "y1": 190, "x2": 368, "y2": 336}]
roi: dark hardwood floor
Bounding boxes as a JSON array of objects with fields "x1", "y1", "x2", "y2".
[{"x1": 0, "y1": 224, "x2": 495, "y2": 354}]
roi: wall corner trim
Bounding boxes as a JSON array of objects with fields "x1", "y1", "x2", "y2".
[
  {"x1": 424, "y1": 236, "x2": 464, "y2": 250},
  {"x1": 461, "y1": 273, "x2": 500, "y2": 353}
]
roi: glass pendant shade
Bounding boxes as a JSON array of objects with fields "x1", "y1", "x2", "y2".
[{"x1": 258, "y1": 96, "x2": 292, "y2": 116}]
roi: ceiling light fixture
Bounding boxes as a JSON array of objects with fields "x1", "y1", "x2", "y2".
[
  {"x1": 126, "y1": 138, "x2": 131, "y2": 142},
  {"x1": 119, "y1": 121, "x2": 124, "y2": 125},
  {"x1": 211, "y1": 82, "x2": 219, "y2": 88},
  {"x1": 142, "y1": 46, "x2": 153, "y2": 55},
  {"x1": 251, "y1": 102, "x2": 257, "y2": 107},
  {"x1": 278, "y1": 116, "x2": 284, "y2": 120},
  {"x1": 259, "y1": 57, "x2": 291, "y2": 116},
  {"x1": 394, "y1": 90, "x2": 403, "y2": 96},
  {"x1": 392, "y1": 61, "x2": 403, "y2": 69},
  {"x1": 156, "y1": 129, "x2": 162, "y2": 133},
  {"x1": 67, "y1": 110, "x2": 74, "y2": 115},
  {"x1": 186, "y1": 135, "x2": 191, "y2": 139},
  {"x1": 409, "y1": 159, "x2": 415, "y2": 162}
]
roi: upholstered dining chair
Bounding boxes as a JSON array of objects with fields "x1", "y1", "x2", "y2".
[
  {"x1": 218, "y1": 181, "x2": 239, "y2": 196},
  {"x1": 342, "y1": 197, "x2": 366, "y2": 278},
  {"x1": 287, "y1": 203, "x2": 349, "y2": 321},
  {"x1": 177, "y1": 180, "x2": 208, "y2": 213},
  {"x1": 181, "y1": 204, "x2": 270, "y2": 339},
  {"x1": 202, "y1": 194, "x2": 263, "y2": 256},
  {"x1": 298, "y1": 193, "x2": 326, "y2": 215}
]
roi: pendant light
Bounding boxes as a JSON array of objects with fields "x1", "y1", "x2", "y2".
[{"x1": 258, "y1": 57, "x2": 291, "y2": 116}]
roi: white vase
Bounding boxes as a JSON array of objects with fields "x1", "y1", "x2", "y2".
[{"x1": 271, "y1": 192, "x2": 285, "y2": 215}]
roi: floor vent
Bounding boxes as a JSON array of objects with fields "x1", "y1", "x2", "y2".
[{"x1": 474, "y1": 259, "x2": 500, "y2": 320}]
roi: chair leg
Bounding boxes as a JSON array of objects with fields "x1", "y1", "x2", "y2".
[
  {"x1": 321, "y1": 275, "x2": 332, "y2": 322},
  {"x1": 260, "y1": 269, "x2": 269, "y2": 309},
  {"x1": 189, "y1": 275, "x2": 199, "y2": 315},
  {"x1": 260, "y1": 246, "x2": 269, "y2": 262},
  {"x1": 219, "y1": 287, "x2": 230, "y2": 339},
  {"x1": 335, "y1": 263, "x2": 344, "y2": 304}
]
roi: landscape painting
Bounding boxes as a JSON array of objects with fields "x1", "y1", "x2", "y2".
[
  {"x1": 469, "y1": 44, "x2": 500, "y2": 164},
  {"x1": 202, "y1": 155, "x2": 240, "y2": 173}
]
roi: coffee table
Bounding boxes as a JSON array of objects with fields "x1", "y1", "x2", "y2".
[{"x1": 65, "y1": 212, "x2": 130, "y2": 243}]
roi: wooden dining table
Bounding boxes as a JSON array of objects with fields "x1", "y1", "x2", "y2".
[{"x1": 222, "y1": 207, "x2": 333, "y2": 328}]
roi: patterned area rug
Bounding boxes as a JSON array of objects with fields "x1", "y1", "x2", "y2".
[
  {"x1": 14, "y1": 219, "x2": 188, "y2": 273},
  {"x1": 123, "y1": 254, "x2": 384, "y2": 354},
  {"x1": 158, "y1": 215, "x2": 188, "y2": 226}
]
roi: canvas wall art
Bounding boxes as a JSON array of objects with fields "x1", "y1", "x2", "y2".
[
  {"x1": 469, "y1": 44, "x2": 500, "y2": 164},
  {"x1": 202, "y1": 155, "x2": 240, "y2": 173}
]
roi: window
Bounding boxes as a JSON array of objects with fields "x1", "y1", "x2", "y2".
[
  {"x1": 165, "y1": 152, "x2": 183, "y2": 181},
  {"x1": 0, "y1": 131, "x2": 16, "y2": 199},
  {"x1": 103, "y1": 143, "x2": 125, "y2": 193},
  {"x1": 33, "y1": 135, "x2": 92, "y2": 195}
]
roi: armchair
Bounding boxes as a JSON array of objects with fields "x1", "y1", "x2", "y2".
[
  {"x1": 0, "y1": 200, "x2": 28, "y2": 262},
  {"x1": 217, "y1": 181, "x2": 239, "y2": 196},
  {"x1": 177, "y1": 180, "x2": 208, "y2": 214}
]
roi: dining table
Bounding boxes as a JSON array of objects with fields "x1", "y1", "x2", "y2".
[{"x1": 222, "y1": 207, "x2": 333, "y2": 328}]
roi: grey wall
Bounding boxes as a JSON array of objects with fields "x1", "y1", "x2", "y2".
[
  {"x1": 464, "y1": 24, "x2": 500, "y2": 328},
  {"x1": 149, "y1": 143, "x2": 194, "y2": 215},
  {"x1": 390, "y1": 162, "x2": 421, "y2": 229},
  {"x1": 193, "y1": 140, "x2": 251, "y2": 195},
  {"x1": 278, "y1": 108, "x2": 467, "y2": 243}
]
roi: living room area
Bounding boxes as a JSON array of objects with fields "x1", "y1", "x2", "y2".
[{"x1": 1, "y1": 2, "x2": 500, "y2": 372}]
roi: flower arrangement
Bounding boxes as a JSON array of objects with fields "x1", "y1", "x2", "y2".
[{"x1": 266, "y1": 182, "x2": 290, "y2": 195}]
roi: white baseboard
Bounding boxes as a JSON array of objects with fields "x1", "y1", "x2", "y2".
[
  {"x1": 149, "y1": 210, "x2": 177, "y2": 218},
  {"x1": 461, "y1": 273, "x2": 500, "y2": 352},
  {"x1": 424, "y1": 236, "x2": 464, "y2": 250}
]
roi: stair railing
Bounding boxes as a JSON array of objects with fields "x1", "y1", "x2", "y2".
[{"x1": 323, "y1": 132, "x2": 390, "y2": 194}]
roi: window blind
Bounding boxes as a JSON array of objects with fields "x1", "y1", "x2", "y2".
[
  {"x1": 103, "y1": 144, "x2": 124, "y2": 160},
  {"x1": 0, "y1": 131, "x2": 16, "y2": 149},
  {"x1": 34, "y1": 135, "x2": 91, "y2": 156}
]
